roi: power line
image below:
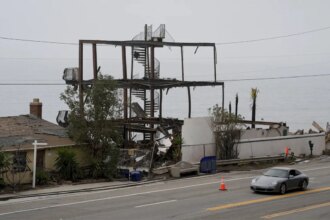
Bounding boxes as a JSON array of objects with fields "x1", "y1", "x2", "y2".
[
  {"x1": 222, "y1": 73, "x2": 330, "y2": 82},
  {"x1": 0, "y1": 36, "x2": 77, "y2": 45},
  {"x1": 1, "y1": 25, "x2": 330, "y2": 46},
  {"x1": 216, "y1": 26, "x2": 330, "y2": 45}
]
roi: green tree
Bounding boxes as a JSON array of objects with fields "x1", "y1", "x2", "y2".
[
  {"x1": 60, "y1": 74, "x2": 123, "y2": 179},
  {"x1": 209, "y1": 104, "x2": 244, "y2": 160}
]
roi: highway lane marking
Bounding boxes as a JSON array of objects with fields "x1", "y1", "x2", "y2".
[
  {"x1": 135, "y1": 199, "x2": 177, "y2": 208},
  {"x1": 207, "y1": 186, "x2": 330, "y2": 211},
  {"x1": 261, "y1": 201, "x2": 330, "y2": 219}
]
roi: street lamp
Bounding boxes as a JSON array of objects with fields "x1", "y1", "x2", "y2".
[{"x1": 32, "y1": 140, "x2": 47, "y2": 188}]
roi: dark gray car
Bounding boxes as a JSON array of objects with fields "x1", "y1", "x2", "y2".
[{"x1": 250, "y1": 167, "x2": 309, "y2": 194}]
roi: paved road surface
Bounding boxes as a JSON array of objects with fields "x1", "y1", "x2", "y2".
[{"x1": 0, "y1": 157, "x2": 330, "y2": 219}]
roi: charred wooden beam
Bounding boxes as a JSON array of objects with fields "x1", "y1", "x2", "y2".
[
  {"x1": 113, "y1": 117, "x2": 184, "y2": 126},
  {"x1": 113, "y1": 79, "x2": 224, "y2": 90},
  {"x1": 79, "y1": 40, "x2": 215, "y2": 48}
]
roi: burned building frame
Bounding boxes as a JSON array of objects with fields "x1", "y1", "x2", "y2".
[{"x1": 73, "y1": 26, "x2": 224, "y2": 163}]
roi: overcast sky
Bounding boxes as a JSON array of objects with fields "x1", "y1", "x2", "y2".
[
  {"x1": 1, "y1": 0, "x2": 330, "y2": 57},
  {"x1": 1, "y1": 0, "x2": 330, "y2": 129}
]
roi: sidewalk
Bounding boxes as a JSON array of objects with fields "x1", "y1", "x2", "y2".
[{"x1": 0, "y1": 178, "x2": 162, "y2": 201}]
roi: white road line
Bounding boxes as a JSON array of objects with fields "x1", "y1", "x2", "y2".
[
  {"x1": 0, "y1": 176, "x2": 253, "y2": 216},
  {"x1": 1, "y1": 165, "x2": 330, "y2": 216},
  {"x1": 301, "y1": 166, "x2": 330, "y2": 172},
  {"x1": 135, "y1": 200, "x2": 177, "y2": 208}
]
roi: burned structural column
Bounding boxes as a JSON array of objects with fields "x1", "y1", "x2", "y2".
[
  {"x1": 213, "y1": 45, "x2": 224, "y2": 111},
  {"x1": 78, "y1": 41, "x2": 84, "y2": 116},
  {"x1": 122, "y1": 46, "x2": 128, "y2": 147},
  {"x1": 150, "y1": 46, "x2": 155, "y2": 117},
  {"x1": 187, "y1": 86, "x2": 191, "y2": 118},
  {"x1": 213, "y1": 46, "x2": 217, "y2": 82},
  {"x1": 150, "y1": 46, "x2": 155, "y2": 141},
  {"x1": 130, "y1": 46, "x2": 134, "y2": 120},
  {"x1": 159, "y1": 89, "x2": 163, "y2": 118},
  {"x1": 181, "y1": 46, "x2": 191, "y2": 118},
  {"x1": 92, "y1": 44, "x2": 98, "y2": 80},
  {"x1": 222, "y1": 84, "x2": 225, "y2": 112},
  {"x1": 181, "y1": 46, "x2": 185, "y2": 81},
  {"x1": 122, "y1": 46, "x2": 128, "y2": 120}
]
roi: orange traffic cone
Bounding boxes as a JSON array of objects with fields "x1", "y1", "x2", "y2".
[{"x1": 219, "y1": 177, "x2": 227, "y2": 191}]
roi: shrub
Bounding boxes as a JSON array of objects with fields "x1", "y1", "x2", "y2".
[
  {"x1": 0, "y1": 151, "x2": 10, "y2": 173},
  {"x1": 55, "y1": 148, "x2": 80, "y2": 181},
  {"x1": 0, "y1": 178, "x2": 6, "y2": 190},
  {"x1": 88, "y1": 158, "x2": 103, "y2": 179},
  {"x1": 36, "y1": 170, "x2": 50, "y2": 185}
]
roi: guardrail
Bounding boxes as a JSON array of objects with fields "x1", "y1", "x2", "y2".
[
  {"x1": 152, "y1": 155, "x2": 286, "y2": 174},
  {"x1": 216, "y1": 155, "x2": 285, "y2": 166}
]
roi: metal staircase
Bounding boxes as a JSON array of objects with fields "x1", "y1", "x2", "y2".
[
  {"x1": 130, "y1": 24, "x2": 173, "y2": 140},
  {"x1": 131, "y1": 45, "x2": 160, "y2": 117}
]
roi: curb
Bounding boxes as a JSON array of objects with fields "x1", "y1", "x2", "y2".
[{"x1": 0, "y1": 178, "x2": 165, "y2": 201}]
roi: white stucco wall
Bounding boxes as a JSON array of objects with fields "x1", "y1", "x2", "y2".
[
  {"x1": 181, "y1": 117, "x2": 215, "y2": 163},
  {"x1": 182, "y1": 117, "x2": 213, "y2": 145},
  {"x1": 181, "y1": 117, "x2": 326, "y2": 163}
]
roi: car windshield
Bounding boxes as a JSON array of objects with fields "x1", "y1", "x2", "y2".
[{"x1": 263, "y1": 169, "x2": 288, "y2": 178}]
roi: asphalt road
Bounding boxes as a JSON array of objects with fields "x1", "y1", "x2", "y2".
[{"x1": 1, "y1": 157, "x2": 330, "y2": 220}]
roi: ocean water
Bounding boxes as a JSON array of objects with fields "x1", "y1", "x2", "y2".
[{"x1": 0, "y1": 57, "x2": 329, "y2": 132}]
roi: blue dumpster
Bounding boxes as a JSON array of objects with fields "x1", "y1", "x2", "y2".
[
  {"x1": 200, "y1": 156, "x2": 217, "y2": 173},
  {"x1": 130, "y1": 171, "x2": 142, "y2": 181}
]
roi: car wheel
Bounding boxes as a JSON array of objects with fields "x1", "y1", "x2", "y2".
[
  {"x1": 280, "y1": 184, "x2": 286, "y2": 195},
  {"x1": 301, "y1": 180, "x2": 308, "y2": 191}
]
